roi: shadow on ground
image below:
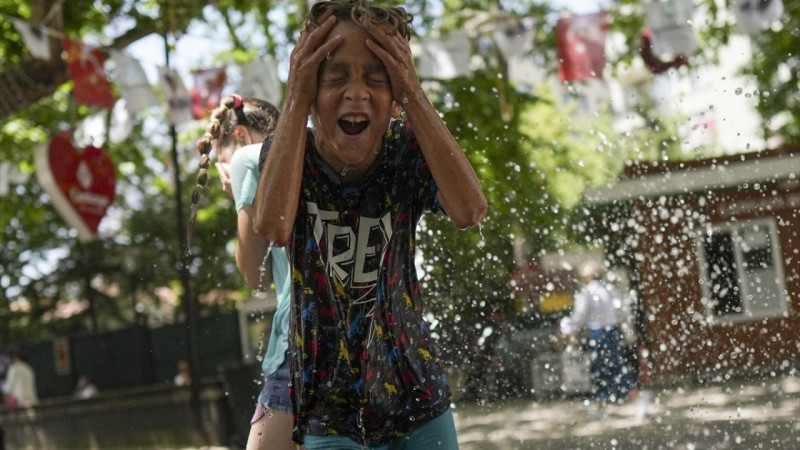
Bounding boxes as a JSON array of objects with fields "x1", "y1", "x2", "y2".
[{"x1": 453, "y1": 375, "x2": 800, "y2": 450}]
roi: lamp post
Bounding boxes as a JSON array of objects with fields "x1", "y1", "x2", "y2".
[
  {"x1": 122, "y1": 251, "x2": 140, "y2": 325},
  {"x1": 162, "y1": 6, "x2": 202, "y2": 438}
]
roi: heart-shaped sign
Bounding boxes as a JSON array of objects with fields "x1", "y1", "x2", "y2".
[{"x1": 35, "y1": 131, "x2": 116, "y2": 241}]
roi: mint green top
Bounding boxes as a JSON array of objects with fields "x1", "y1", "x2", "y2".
[{"x1": 230, "y1": 144, "x2": 291, "y2": 376}]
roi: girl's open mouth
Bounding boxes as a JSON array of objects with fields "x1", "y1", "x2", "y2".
[{"x1": 339, "y1": 115, "x2": 369, "y2": 135}]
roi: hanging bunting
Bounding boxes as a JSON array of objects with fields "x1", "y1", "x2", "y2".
[
  {"x1": 556, "y1": 12, "x2": 608, "y2": 83},
  {"x1": 640, "y1": 28, "x2": 689, "y2": 74},
  {"x1": 508, "y1": 55, "x2": 544, "y2": 90},
  {"x1": 0, "y1": 162, "x2": 30, "y2": 197},
  {"x1": 74, "y1": 100, "x2": 134, "y2": 148},
  {"x1": 63, "y1": 38, "x2": 116, "y2": 109},
  {"x1": 191, "y1": 66, "x2": 227, "y2": 119},
  {"x1": 109, "y1": 50, "x2": 159, "y2": 115},
  {"x1": 493, "y1": 18, "x2": 535, "y2": 61},
  {"x1": 107, "y1": 100, "x2": 134, "y2": 143},
  {"x1": 732, "y1": 0, "x2": 784, "y2": 35},
  {"x1": 492, "y1": 18, "x2": 541, "y2": 89},
  {"x1": 643, "y1": 0, "x2": 696, "y2": 59},
  {"x1": 34, "y1": 131, "x2": 117, "y2": 242},
  {"x1": 158, "y1": 67, "x2": 193, "y2": 126},
  {"x1": 10, "y1": 17, "x2": 51, "y2": 60},
  {"x1": 241, "y1": 57, "x2": 282, "y2": 107},
  {"x1": 413, "y1": 31, "x2": 472, "y2": 80}
]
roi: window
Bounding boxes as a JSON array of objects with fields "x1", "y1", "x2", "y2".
[{"x1": 698, "y1": 218, "x2": 788, "y2": 321}]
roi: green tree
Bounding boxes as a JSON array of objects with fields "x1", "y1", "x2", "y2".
[
  {"x1": 0, "y1": 0, "x2": 310, "y2": 340},
  {"x1": 2, "y1": 0, "x2": 794, "y2": 345},
  {"x1": 612, "y1": 0, "x2": 799, "y2": 145},
  {"x1": 743, "y1": 1, "x2": 800, "y2": 143}
]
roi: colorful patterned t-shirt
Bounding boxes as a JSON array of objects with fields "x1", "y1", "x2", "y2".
[{"x1": 264, "y1": 120, "x2": 451, "y2": 446}]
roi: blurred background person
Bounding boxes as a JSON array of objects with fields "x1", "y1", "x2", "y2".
[
  {"x1": 3, "y1": 350, "x2": 38, "y2": 407},
  {"x1": 173, "y1": 360, "x2": 191, "y2": 386},
  {"x1": 561, "y1": 261, "x2": 632, "y2": 413},
  {"x1": 73, "y1": 375, "x2": 99, "y2": 399}
]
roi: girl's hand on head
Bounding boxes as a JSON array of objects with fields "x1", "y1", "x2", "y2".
[
  {"x1": 286, "y1": 9, "x2": 342, "y2": 111},
  {"x1": 362, "y1": 21, "x2": 420, "y2": 107}
]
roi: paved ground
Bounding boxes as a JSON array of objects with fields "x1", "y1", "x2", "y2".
[
  {"x1": 182, "y1": 375, "x2": 800, "y2": 449},
  {"x1": 452, "y1": 374, "x2": 800, "y2": 449}
]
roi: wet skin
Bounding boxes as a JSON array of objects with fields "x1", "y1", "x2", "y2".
[{"x1": 311, "y1": 20, "x2": 396, "y2": 180}]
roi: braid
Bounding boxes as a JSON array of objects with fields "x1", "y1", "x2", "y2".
[
  {"x1": 185, "y1": 95, "x2": 238, "y2": 256},
  {"x1": 185, "y1": 94, "x2": 280, "y2": 257}
]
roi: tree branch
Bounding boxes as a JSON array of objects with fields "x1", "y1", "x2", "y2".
[{"x1": 0, "y1": 17, "x2": 161, "y2": 122}]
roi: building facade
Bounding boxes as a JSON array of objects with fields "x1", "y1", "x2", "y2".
[{"x1": 585, "y1": 144, "x2": 799, "y2": 383}]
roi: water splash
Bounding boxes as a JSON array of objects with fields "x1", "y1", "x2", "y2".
[{"x1": 254, "y1": 243, "x2": 274, "y2": 297}]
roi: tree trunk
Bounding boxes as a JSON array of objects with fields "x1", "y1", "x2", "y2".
[{"x1": 1, "y1": 0, "x2": 160, "y2": 122}]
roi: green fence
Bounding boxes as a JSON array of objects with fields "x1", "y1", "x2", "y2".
[{"x1": 13, "y1": 311, "x2": 244, "y2": 399}]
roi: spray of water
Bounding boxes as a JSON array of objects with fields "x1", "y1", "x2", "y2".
[
  {"x1": 254, "y1": 243, "x2": 274, "y2": 298},
  {"x1": 252, "y1": 244, "x2": 275, "y2": 368}
]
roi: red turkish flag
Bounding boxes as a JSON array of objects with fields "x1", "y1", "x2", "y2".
[
  {"x1": 35, "y1": 131, "x2": 117, "y2": 241},
  {"x1": 191, "y1": 66, "x2": 227, "y2": 119},
  {"x1": 63, "y1": 38, "x2": 115, "y2": 109},
  {"x1": 556, "y1": 12, "x2": 608, "y2": 83}
]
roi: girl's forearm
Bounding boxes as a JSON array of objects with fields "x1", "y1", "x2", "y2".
[
  {"x1": 236, "y1": 208, "x2": 271, "y2": 290},
  {"x1": 253, "y1": 104, "x2": 309, "y2": 245}
]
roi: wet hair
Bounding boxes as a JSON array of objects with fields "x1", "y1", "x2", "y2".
[
  {"x1": 185, "y1": 94, "x2": 279, "y2": 256},
  {"x1": 307, "y1": 0, "x2": 413, "y2": 40}
]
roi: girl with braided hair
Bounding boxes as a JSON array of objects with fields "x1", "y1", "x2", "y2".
[
  {"x1": 253, "y1": 1, "x2": 487, "y2": 448},
  {"x1": 188, "y1": 94, "x2": 298, "y2": 450},
  {"x1": 187, "y1": 93, "x2": 279, "y2": 244}
]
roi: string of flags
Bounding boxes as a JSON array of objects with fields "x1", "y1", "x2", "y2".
[
  {"x1": 733, "y1": 0, "x2": 784, "y2": 35},
  {"x1": 10, "y1": 16, "x2": 53, "y2": 60},
  {"x1": 556, "y1": 12, "x2": 609, "y2": 83},
  {"x1": 6, "y1": 15, "x2": 284, "y2": 134},
  {"x1": 191, "y1": 66, "x2": 227, "y2": 120},
  {"x1": 109, "y1": 50, "x2": 159, "y2": 116},
  {"x1": 413, "y1": 30, "x2": 473, "y2": 80},
  {"x1": 158, "y1": 67, "x2": 194, "y2": 126},
  {"x1": 239, "y1": 56, "x2": 283, "y2": 108},
  {"x1": 3, "y1": 1, "x2": 787, "y2": 239},
  {"x1": 63, "y1": 37, "x2": 116, "y2": 109},
  {"x1": 6, "y1": 0, "x2": 786, "y2": 127}
]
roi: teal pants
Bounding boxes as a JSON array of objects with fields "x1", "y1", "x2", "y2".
[{"x1": 303, "y1": 409, "x2": 459, "y2": 450}]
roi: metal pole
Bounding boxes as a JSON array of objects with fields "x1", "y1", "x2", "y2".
[
  {"x1": 163, "y1": 23, "x2": 203, "y2": 440},
  {"x1": 85, "y1": 273, "x2": 98, "y2": 333}
]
